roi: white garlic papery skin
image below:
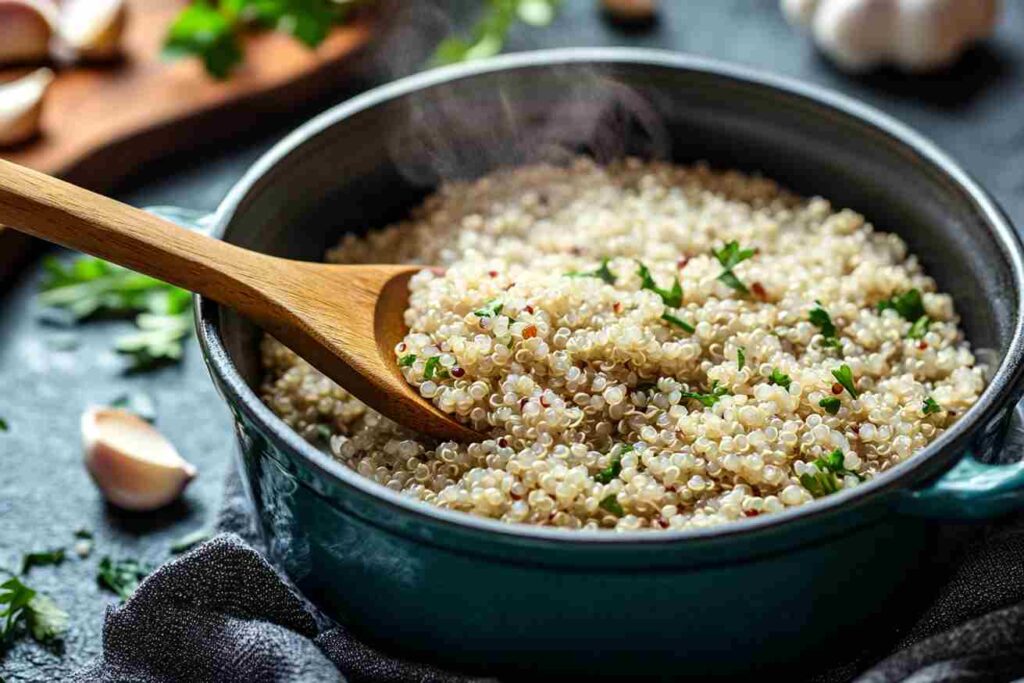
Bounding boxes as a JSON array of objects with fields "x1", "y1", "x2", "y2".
[
  {"x1": 0, "y1": 0, "x2": 58, "y2": 66},
  {"x1": 782, "y1": 0, "x2": 1001, "y2": 73},
  {"x1": 58, "y1": 0, "x2": 127, "y2": 61},
  {"x1": 82, "y1": 407, "x2": 198, "y2": 512},
  {"x1": 0, "y1": 67, "x2": 54, "y2": 148}
]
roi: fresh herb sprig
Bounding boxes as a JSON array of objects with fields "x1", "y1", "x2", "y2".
[
  {"x1": 1, "y1": 575, "x2": 68, "y2": 649},
  {"x1": 594, "y1": 444, "x2": 632, "y2": 484},
  {"x1": 21, "y1": 549, "x2": 65, "y2": 575},
  {"x1": 97, "y1": 558, "x2": 151, "y2": 601},
  {"x1": 831, "y1": 364, "x2": 859, "y2": 399},
  {"x1": 599, "y1": 494, "x2": 624, "y2": 517},
  {"x1": 923, "y1": 397, "x2": 942, "y2": 415},
  {"x1": 877, "y1": 288, "x2": 930, "y2": 340},
  {"x1": 819, "y1": 397, "x2": 841, "y2": 415},
  {"x1": 712, "y1": 241, "x2": 756, "y2": 295},
  {"x1": 681, "y1": 381, "x2": 730, "y2": 408},
  {"x1": 809, "y1": 301, "x2": 841, "y2": 349},
  {"x1": 636, "y1": 262, "x2": 682, "y2": 307},
  {"x1": 800, "y1": 448, "x2": 863, "y2": 498},
  {"x1": 473, "y1": 298, "x2": 504, "y2": 318},
  {"x1": 423, "y1": 356, "x2": 449, "y2": 380},
  {"x1": 661, "y1": 312, "x2": 695, "y2": 333},
  {"x1": 433, "y1": 0, "x2": 561, "y2": 64},
  {"x1": 769, "y1": 368, "x2": 792, "y2": 390},
  {"x1": 566, "y1": 258, "x2": 616, "y2": 285}
]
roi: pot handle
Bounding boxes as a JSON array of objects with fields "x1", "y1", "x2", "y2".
[{"x1": 900, "y1": 454, "x2": 1024, "y2": 520}]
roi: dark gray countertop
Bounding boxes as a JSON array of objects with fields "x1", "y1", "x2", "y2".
[{"x1": 2, "y1": 1, "x2": 1024, "y2": 680}]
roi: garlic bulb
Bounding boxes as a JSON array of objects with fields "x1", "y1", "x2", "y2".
[
  {"x1": 782, "y1": 0, "x2": 1001, "y2": 72},
  {"x1": 58, "y1": 0, "x2": 127, "y2": 61},
  {"x1": 82, "y1": 407, "x2": 197, "y2": 511},
  {"x1": 0, "y1": 0, "x2": 58, "y2": 66},
  {"x1": 0, "y1": 68, "x2": 54, "y2": 148}
]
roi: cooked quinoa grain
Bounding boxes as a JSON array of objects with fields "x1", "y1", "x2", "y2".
[{"x1": 261, "y1": 158, "x2": 985, "y2": 531}]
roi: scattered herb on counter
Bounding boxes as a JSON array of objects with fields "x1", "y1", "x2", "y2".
[
  {"x1": 636, "y1": 261, "x2": 682, "y2": 307},
  {"x1": 423, "y1": 356, "x2": 448, "y2": 380},
  {"x1": 908, "y1": 315, "x2": 931, "y2": 340},
  {"x1": 737, "y1": 347, "x2": 746, "y2": 371},
  {"x1": 115, "y1": 313, "x2": 193, "y2": 371},
  {"x1": 769, "y1": 368, "x2": 792, "y2": 390},
  {"x1": 681, "y1": 381, "x2": 730, "y2": 408},
  {"x1": 923, "y1": 397, "x2": 942, "y2": 415},
  {"x1": 433, "y1": 0, "x2": 561, "y2": 64},
  {"x1": 110, "y1": 392, "x2": 158, "y2": 422},
  {"x1": 594, "y1": 444, "x2": 632, "y2": 484},
  {"x1": 21, "y1": 549, "x2": 65, "y2": 574},
  {"x1": 712, "y1": 241, "x2": 756, "y2": 295},
  {"x1": 170, "y1": 529, "x2": 215, "y2": 554},
  {"x1": 398, "y1": 353, "x2": 417, "y2": 368},
  {"x1": 97, "y1": 557, "x2": 151, "y2": 601},
  {"x1": 566, "y1": 257, "x2": 616, "y2": 285},
  {"x1": 473, "y1": 299, "x2": 504, "y2": 318},
  {"x1": 661, "y1": 312, "x2": 695, "y2": 333},
  {"x1": 877, "y1": 288, "x2": 925, "y2": 322},
  {"x1": 819, "y1": 397, "x2": 841, "y2": 415},
  {"x1": 0, "y1": 417, "x2": 7, "y2": 432},
  {"x1": 598, "y1": 494, "x2": 624, "y2": 517},
  {"x1": 831, "y1": 364, "x2": 859, "y2": 399},
  {"x1": 74, "y1": 529, "x2": 93, "y2": 539},
  {"x1": 0, "y1": 575, "x2": 68, "y2": 649}
]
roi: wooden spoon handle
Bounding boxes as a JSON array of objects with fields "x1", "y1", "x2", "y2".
[{"x1": 0, "y1": 159, "x2": 265, "y2": 303}]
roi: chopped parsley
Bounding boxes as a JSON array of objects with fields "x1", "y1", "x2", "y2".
[
  {"x1": 819, "y1": 397, "x2": 841, "y2": 415},
  {"x1": 594, "y1": 445, "x2": 631, "y2": 484},
  {"x1": 636, "y1": 261, "x2": 682, "y2": 307},
  {"x1": 908, "y1": 316, "x2": 931, "y2": 340},
  {"x1": 681, "y1": 381, "x2": 730, "y2": 408},
  {"x1": 809, "y1": 301, "x2": 841, "y2": 348},
  {"x1": 877, "y1": 288, "x2": 926, "y2": 322},
  {"x1": 473, "y1": 299, "x2": 504, "y2": 318},
  {"x1": 599, "y1": 494, "x2": 625, "y2": 517},
  {"x1": 0, "y1": 417, "x2": 7, "y2": 432},
  {"x1": 433, "y1": 0, "x2": 560, "y2": 64},
  {"x1": 115, "y1": 313, "x2": 193, "y2": 371},
  {"x1": 737, "y1": 347, "x2": 746, "y2": 371},
  {"x1": 1, "y1": 575, "x2": 68, "y2": 648},
  {"x1": 97, "y1": 557, "x2": 150, "y2": 601},
  {"x1": 170, "y1": 529, "x2": 215, "y2": 554},
  {"x1": 566, "y1": 258, "x2": 616, "y2": 285},
  {"x1": 831, "y1": 364, "x2": 859, "y2": 399},
  {"x1": 712, "y1": 241, "x2": 756, "y2": 295},
  {"x1": 423, "y1": 356, "x2": 448, "y2": 380},
  {"x1": 398, "y1": 353, "x2": 417, "y2": 368},
  {"x1": 661, "y1": 312, "x2": 695, "y2": 333},
  {"x1": 800, "y1": 448, "x2": 863, "y2": 498},
  {"x1": 74, "y1": 528, "x2": 93, "y2": 540},
  {"x1": 923, "y1": 397, "x2": 942, "y2": 415},
  {"x1": 769, "y1": 368, "x2": 792, "y2": 390},
  {"x1": 110, "y1": 392, "x2": 157, "y2": 422},
  {"x1": 21, "y1": 549, "x2": 65, "y2": 574}
]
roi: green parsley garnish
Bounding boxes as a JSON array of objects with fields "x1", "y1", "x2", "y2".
[
  {"x1": 800, "y1": 448, "x2": 863, "y2": 498},
  {"x1": 908, "y1": 315, "x2": 930, "y2": 340},
  {"x1": 636, "y1": 262, "x2": 682, "y2": 307},
  {"x1": 170, "y1": 529, "x2": 215, "y2": 554},
  {"x1": 97, "y1": 557, "x2": 150, "y2": 601},
  {"x1": 423, "y1": 356, "x2": 448, "y2": 380},
  {"x1": 473, "y1": 298, "x2": 504, "y2": 318},
  {"x1": 74, "y1": 528, "x2": 93, "y2": 540},
  {"x1": 923, "y1": 397, "x2": 942, "y2": 415},
  {"x1": 110, "y1": 392, "x2": 157, "y2": 422},
  {"x1": 661, "y1": 312, "x2": 695, "y2": 333},
  {"x1": 21, "y1": 549, "x2": 65, "y2": 574},
  {"x1": 1, "y1": 575, "x2": 68, "y2": 648},
  {"x1": 877, "y1": 288, "x2": 926, "y2": 322},
  {"x1": 0, "y1": 417, "x2": 7, "y2": 432},
  {"x1": 769, "y1": 369, "x2": 792, "y2": 390},
  {"x1": 594, "y1": 445, "x2": 632, "y2": 484},
  {"x1": 712, "y1": 241, "x2": 756, "y2": 295},
  {"x1": 809, "y1": 300, "x2": 841, "y2": 348},
  {"x1": 819, "y1": 397, "x2": 841, "y2": 415},
  {"x1": 737, "y1": 347, "x2": 746, "y2": 371},
  {"x1": 681, "y1": 381, "x2": 730, "y2": 408},
  {"x1": 433, "y1": 0, "x2": 561, "y2": 64},
  {"x1": 831, "y1": 364, "x2": 859, "y2": 399},
  {"x1": 566, "y1": 258, "x2": 616, "y2": 285},
  {"x1": 398, "y1": 353, "x2": 417, "y2": 368},
  {"x1": 598, "y1": 494, "x2": 625, "y2": 517}
]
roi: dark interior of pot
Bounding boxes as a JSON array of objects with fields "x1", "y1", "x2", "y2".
[{"x1": 210, "y1": 59, "x2": 1020, "y2": 399}]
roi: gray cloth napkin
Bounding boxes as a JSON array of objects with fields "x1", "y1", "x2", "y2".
[{"x1": 70, "y1": 466, "x2": 1024, "y2": 683}]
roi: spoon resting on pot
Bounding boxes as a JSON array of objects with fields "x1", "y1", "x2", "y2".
[{"x1": 0, "y1": 159, "x2": 480, "y2": 442}]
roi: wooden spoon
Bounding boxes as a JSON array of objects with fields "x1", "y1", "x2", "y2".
[{"x1": 0, "y1": 159, "x2": 480, "y2": 442}]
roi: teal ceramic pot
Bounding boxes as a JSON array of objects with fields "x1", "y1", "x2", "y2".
[{"x1": 195, "y1": 50, "x2": 1024, "y2": 678}]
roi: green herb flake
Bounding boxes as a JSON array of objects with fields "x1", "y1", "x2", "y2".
[
  {"x1": 398, "y1": 353, "x2": 417, "y2": 368},
  {"x1": 712, "y1": 241, "x2": 756, "y2": 295},
  {"x1": 636, "y1": 262, "x2": 682, "y2": 307},
  {"x1": 473, "y1": 298, "x2": 504, "y2": 318},
  {"x1": 819, "y1": 397, "x2": 841, "y2": 415},
  {"x1": 21, "y1": 548, "x2": 65, "y2": 574},
  {"x1": 923, "y1": 397, "x2": 942, "y2": 415},
  {"x1": 0, "y1": 576, "x2": 67, "y2": 647},
  {"x1": 163, "y1": 1, "x2": 243, "y2": 79},
  {"x1": 97, "y1": 557, "x2": 150, "y2": 601},
  {"x1": 423, "y1": 356, "x2": 449, "y2": 380},
  {"x1": 566, "y1": 258, "x2": 616, "y2": 285},
  {"x1": 598, "y1": 494, "x2": 625, "y2": 517},
  {"x1": 594, "y1": 456, "x2": 622, "y2": 485},
  {"x1": 769, "y1": 368, "x2": 792, "y2": 390},
  {"x1": 831, "y1": 364, "x2": 859, "y2": 399},
  {"x1": 661, "y1": 312, "x2": 695, "y2": 333},
  {"x1": 908, "y1": 315, "x2": 931, "y2": 340},
  {"x1": 25, "y1": 593, "x2": 68, "y2": 644},
  {"x1": 877, "y1": 289, "x2": 926, "y2": 322},
  {"x1": 74, "y1": 528, "x2": 93, "y2": 540},
  {"x1": 433, "y1": 0, "x2": 561, "y2": 65},
  {"x1": 809, "y1": 300, "x2": 839, "y2": 345},
  {"x1": 115, "y1": 313, "x2": 192, "y2": 371},
  {"x1": 681, "y1": 381, "x2": 730, "y2": 408},
  {"x1": 170, "y1": 529, "x2": 215, "y2": 554},
  {"x1": 0, "y1": 417, "x2": 7, "y2": 432},
  {"x1": 737, "y1": 347, "x2": 746, "y2": 371}
]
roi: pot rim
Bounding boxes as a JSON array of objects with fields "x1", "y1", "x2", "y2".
[{"x1": 196, "y1": 47, "x2": 1024, "y2": 546}]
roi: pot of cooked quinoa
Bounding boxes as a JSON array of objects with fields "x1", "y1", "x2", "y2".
[{"x1": 196, "y1": 50, "x2": 1024, "y2": 677}]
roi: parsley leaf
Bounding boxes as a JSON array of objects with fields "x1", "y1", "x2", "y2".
[
  {"x1": 801, "y1": 448, "x2": 862, "y2": 497},
  {"x1": 819, "y1": 397, "x2": 841, "y2": 415},
  {"x1": 681, "y1": 381, "x2": 730, "y2": 408},
  {"x1": 923, "y1": 397, "x2": 942, "y2": 415},
  {"x1": 97, "y1": 557, "x2": 150, "y2": 601},
  {"x1": 636, "y1": 261, "x2": 682, "y2": 307},
  {"x1": 737, "y1": 346, "x2": 746, "y2": 371},
  {"x1": 908, "y1": 315, "x2": 930, "y2": 340},
  {"x1": 473, "y1": 299, "x2": 504, "y2": 318},
  {"x1": 877, "y1": 289, "x2": 926, "y2": 322},
  {"x1": 566, "y1": 258, "x2": 616, "y2": 285},
  {"x1": 115, "y1": 313, "x2": 193, "y2": 371},
  {"x1": 433, "y1": 0, "x2": 561, "y2": 64},
  {"x1": 25, "y1": 593, "x2": 68, "y2": 644},
  {"x1": 163, "y1": 1, "x2": 242, "y2": 79},
  {"x1": 831, "y1": 364, "x2": 859, "y2": 399},
  {"x1": 594, "y1": 445, "x2": 631, "y2": 484},
  {"x1": 398, "y1": 353, "x2": 417, "y2": 368},
  {"x1": 423, "y1": 356, "x2": 448, "y2": 380},
  {"x1": 712, "y1": 241, "x2": 756, "y2": 295},
  {"x1": 661, "y1": 312, "x2": 695, "y2": 333},
  {"x1": 769, "y1": 368, "x2": 792, "y2": 390},
  {"x1": 809, "y1": 300, "x2": 841, "y2": 349},
  {"x1": 1, "y1": 576, "x2": 35, "y2": 647},
  {"x1": 0, "y1": 576, "x2": 67, "y2": 648},
  {"x1": 0, "y1": 417, "x2": 7, "y2": 432},
  {"x1": 21, "y1": 549, "x2": 65, "y2": 574},
  {"x1": 598, "y1": 494, "x2": 624, "y2": 517}
]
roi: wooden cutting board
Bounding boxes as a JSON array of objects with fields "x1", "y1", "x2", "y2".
[{"x1": 0, "y1": 0, "x2": 375, "y2": 275}]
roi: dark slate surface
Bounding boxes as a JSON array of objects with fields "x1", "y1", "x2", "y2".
[{"x1": 2, "y1": 1, "x2": 1024, "y2": 680}]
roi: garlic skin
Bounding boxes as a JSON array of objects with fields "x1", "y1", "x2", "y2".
[
  {"x1": 82, "y1": 407, "x2": 197, "y2": 512},
  {"x1": 0, "y1": 68, "x2": 54, "y2": 148},
  {"x1": 58, "y1": 0, "x2": 127, "y2": 61},
  {"x1": 0, "y1": 0, "x2": 58, "y2": 66},
  {"x1": 782, "y1": 0, "x2": 1001, "y2": 73}
]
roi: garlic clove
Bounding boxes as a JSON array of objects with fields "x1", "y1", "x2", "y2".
[
  {"x1": 0, "y1": 0, "x2": 58, "y2": 66},
  {"x1": 600, "y1": 0, "x2": 658, "y2": 24},
  {"x1": 82, "y1": 407, "x2": 197, "y2": 512},
  {"x1": 58, "y1": 0, "x2": 127, "y2": 61},
  {"x1": 812, "y1": 0, "x2": 900, "y2": 72},
  {"x1": 0, "y1": 67, "x2": 54, "y2": 148}
]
